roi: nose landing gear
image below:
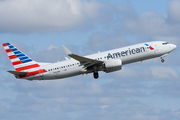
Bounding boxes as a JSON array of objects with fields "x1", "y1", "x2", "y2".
[
  {"x1": 160, "y1": 53, "x2": 168, "y2": 63},
  {"x1": 93, "y1": 71, "x2": 99, "y2": 79},
  {"x1": 161, "y1": 59, "x2": 165, "y2": 63}
]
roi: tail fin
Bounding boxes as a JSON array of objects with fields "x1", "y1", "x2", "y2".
[{"x1": 2, "y1": 42, "x2": 41, "y2": 72}]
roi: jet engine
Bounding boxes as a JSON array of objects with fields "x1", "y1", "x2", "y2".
[{"x1": 104, "y1": 59, "x2": 122, "y2": 73}]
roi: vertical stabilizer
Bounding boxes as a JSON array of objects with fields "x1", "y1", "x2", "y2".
[{"x1": 2, "y1": 42, "x2": 41, "y2": 72}]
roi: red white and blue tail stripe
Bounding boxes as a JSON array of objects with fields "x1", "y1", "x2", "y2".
[{"x1": 2, "y1": 42, "x2": 41, "y2": 72}]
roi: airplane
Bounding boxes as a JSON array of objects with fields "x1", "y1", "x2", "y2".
[{"x1": 2, "y1": 41, "x2": 177, "y2": 80}]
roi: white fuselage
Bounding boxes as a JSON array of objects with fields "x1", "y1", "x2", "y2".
[{"x1": 21, "y1": 41, "x2": 176, "y2": 80}]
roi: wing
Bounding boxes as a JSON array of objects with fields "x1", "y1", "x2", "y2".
[{"x1": 62, "y1": 45, "x2": 104, "y2": 69}]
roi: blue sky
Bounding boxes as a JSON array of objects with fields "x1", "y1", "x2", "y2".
[{"x1": 1, "y1": 0, "x2": 180, "y2": 120}]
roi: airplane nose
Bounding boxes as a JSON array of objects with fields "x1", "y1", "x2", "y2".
[
  {"x1": 170, "y1": 44, "x2": 177, "y2": 51},
  {"x1": 172, "y1": 44, "x2": 177, "y2": 50}
]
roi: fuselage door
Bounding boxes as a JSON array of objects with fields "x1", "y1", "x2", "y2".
[
  {"x1": 39, "y1": 69, "x2": 44, "y2": 78},
  {"x1": 154, "y1": 44, "x2": 159, "y2": 55}
]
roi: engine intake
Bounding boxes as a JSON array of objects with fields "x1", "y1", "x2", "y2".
[{"x1": 104, "y1": 59, "x2": 122, "y2": 73}]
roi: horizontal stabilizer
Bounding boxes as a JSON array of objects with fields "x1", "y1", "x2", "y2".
[{"x1": 8, "y1": 70, "x2": 28, "y2": 75}]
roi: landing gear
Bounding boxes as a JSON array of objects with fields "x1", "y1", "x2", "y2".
[
  {"x1": 93, "y1": 71, "x2": 99, "y2": 79},
  {"x1": 161, "y1": 59, "x2": 165, "y2": 63},
  {"x1": 160, "y1": 54, "x2": 168, "y2": 63}
]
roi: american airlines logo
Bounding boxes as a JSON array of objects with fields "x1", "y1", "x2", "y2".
[
  {"x1": 107, "y1": 46, "x2": 146, "y2": 60},
  {"x1": 145, "y1": 43, "x2": 154, "y2": 50}
]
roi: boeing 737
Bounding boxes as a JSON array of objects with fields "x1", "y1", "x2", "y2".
[{"x1": 2, "y1": 41, "x2": 176, "y2": 80}]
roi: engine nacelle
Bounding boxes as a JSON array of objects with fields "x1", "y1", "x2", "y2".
[{"x1": 104, "y1": 59, "x2": 122, "y2": 73}]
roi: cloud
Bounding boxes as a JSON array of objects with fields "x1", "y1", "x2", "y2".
[
  {"x1": 77, "y1": 99, "x2": 179, "y2": 120},
  {"x1": 2, "y1": 74, "x2": 180, "y2": 120},
  {"x1": 167, "y1": 0, "x2": 180, "y2": 24},
  {"x1": 0, "y1": 0, "x2": 103, "y2": 33},
  {"x1": 86, "y1": 32, "x2": 130, "y2": 53},
  {"x1": 115, "y1": 0, "x2": 180, "y2": 40},
  {"x1": 29, "y1": 43, "x2": 66, "y2": 62},
  {"x1": 121, "y1": 11, "x2": 180, "y2": 37},
  {"x1": 111, "y1": 66, "x2": 153, "y2": 81},
  {"x1": 151, "y1": 66, "x2": 179, "y2": 80},
  {"x1": 47, "y1": 44, "x2": 59, "y2": 51},
  {"x1": 152, "y1": 80, "x2": 180, "y2": 98}
]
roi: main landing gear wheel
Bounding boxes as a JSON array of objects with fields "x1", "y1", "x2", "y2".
[
  {"x1": 93, "y1": 71, "x2": 99, "y2": 79},
  {"x1": 161, "y1": 59, "x2": 165, "y2": 63}
]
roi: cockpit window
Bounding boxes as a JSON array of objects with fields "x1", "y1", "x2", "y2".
[{"x1": 162, "y1": 42, "x2": 169, "y2": 45}]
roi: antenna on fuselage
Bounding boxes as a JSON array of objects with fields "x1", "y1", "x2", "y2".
[{"x1": 65, "y1": 57, "x2": 69, "y2": 60}]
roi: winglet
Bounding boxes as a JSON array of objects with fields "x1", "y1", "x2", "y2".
[
  {"x1": 62, "y1": 45, "x2": 72, "y2": 55},
  {"x1": 62, "y1": 45, "x2": 103, "y2": 64}
]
